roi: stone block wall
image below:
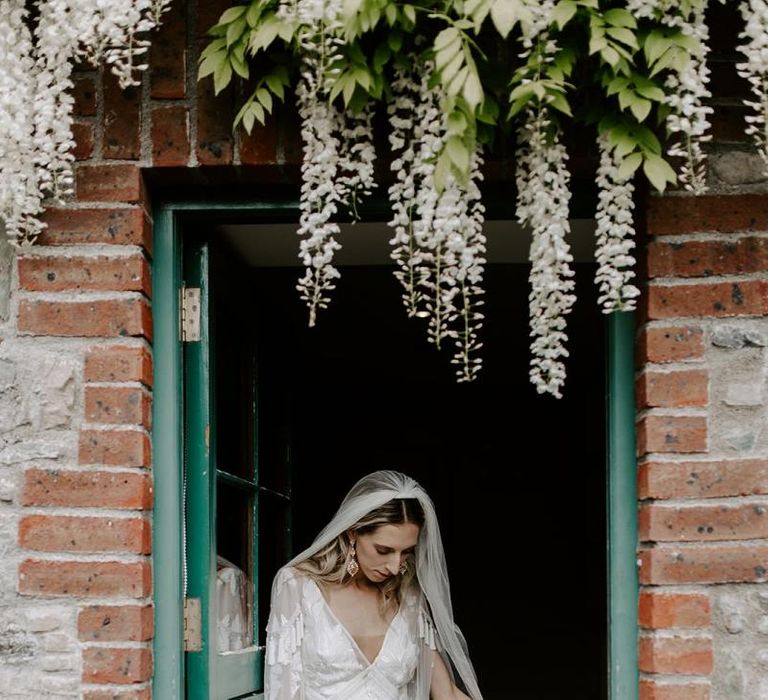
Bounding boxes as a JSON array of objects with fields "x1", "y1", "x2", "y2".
[{"x1": 0, "y1": 0, "x2": 766, "y2": 698}]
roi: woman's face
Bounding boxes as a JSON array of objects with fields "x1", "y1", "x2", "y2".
[{"x1": 353, "y1": 522, "x2": 420, "y2": 583}]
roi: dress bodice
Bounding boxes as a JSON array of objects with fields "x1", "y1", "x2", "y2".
[{"x1": 265, "y1": 568, "x2": 435, "y2": 700}]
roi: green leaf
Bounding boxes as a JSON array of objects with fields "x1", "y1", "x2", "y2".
[
  {"x1": 603, "y1": 8, "x2": 636, "y2": 28},
  {"x1": 403, "y1": 4, "x2": 416, "y2": 24},
  {"x1": 213, "y1": 61, "x2": 233, "y2": 94},
  {"x1": 446, "y1": 136, "x2": 470, "y2": 173},
  {"x1": 441, "y1": 51, "x2": 464, "y2": 85},
  {"x1": 446, "y1": 110, "x2": 467, "y2": 135},
  {"x1": 343, "y1": 76, "x2": 356, "y2": 104},
  {"x1": 266, "y1": 72, "x2": 287, "y2": 99},
  {"x1": 490, "y1": 0, "x2": 519, "y2": 38},
  {"x1": 352, "y1": 66, "x2": 372, "y2": 91},
  {"x1": 219, "y1": 5, "x2": 248, "y2": 24},
  {"x1": 249, "y1": 14, "x2": 281, "y2": 53},
  {"x1": 447, "y1": 65, "x2": 469, "y2": 96},
  {"x1": 198, "y1": 50, "x2": 226, "y2": 80},
  {"x1": 552, "y1": 0, "x2": 577, "y2": 30},
  {"x1": 435, "y1": 27, "x2": 460, "y2": 52},
  {"x1": 385, "y1": 3, "x2": 397, "y2": 25},
  {"x1": 643, "y1": 154, "x2": 677, "y2": 192},
  {"x1": 644, "y1": 30, "x2": 669, "y2": 67},
  {"x1": 549, "y1": 92, "x2": 572, "y2": 116},
  {"x1": 245, "y1": 2, "x2": 262, "y2": 28},
  {"x1": 231, "y1": 53, "x2": 250, "y2": 79},
  {"x1": 606, "y1": 26, "x2": 638, "y2": 50},
  {"x1": 601, "y1": 46, "x2": 620, "y2": 66},
  {"x1": 617, "y1": 152, "x2": 642, "y2": 180},
  {"x1": 388, "y1": 32, "x2": 403, "y2": 52},
  {"x1": 256, "y1": 86, "x2": 273, "y2": 112},
  {"x1": 629, "y1": 95, "x2": 652, "y2": 121},
  {"x1": 633, "y1": 76, "x2": 665, "y2": 102},
  {"x1": 463, "y1": 70, "x2": 483, "y2": 111},
  {"x1": 329, "y1": 73, "x2": 350, "y2": 103},
  {"x1": 373, "y1": 44, "x2": 390, "y2": 72},
  {"x1": 200, "y1": 38, "x2": 226, "y2": 61}
]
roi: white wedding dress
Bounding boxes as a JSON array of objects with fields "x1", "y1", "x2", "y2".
[{"x1": 265, "y1": 567, "x2": 438, "y2": 699}]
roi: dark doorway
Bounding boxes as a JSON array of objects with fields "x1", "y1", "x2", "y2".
[{"x1": 228, "y1": 249, "x2": 609, "y2": 699}]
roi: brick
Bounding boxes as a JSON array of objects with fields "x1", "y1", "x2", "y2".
[
  {"x1": 79, "y1": 605, "x2": 153, "y2": 642},
  {"x1": 18, "y1": 298, "x2": 152, "y2": 339},
  {"x1": 639, "y1": 592, "x2": 710, "y2": 629},
  {"x1": 21, "y1": 469, "x2": 152, "y2": 509},
  {"x1": 72, "y1": 122, "x2": 95, "y2": 160},
  {"x1": 637, "y1": 415, "x2": 707, "y2": 455},
  {"x1": 73, "y1": 77, "x2": 97, "y2": 116},
  {"x1": 38, "y1": 208, "x2": 152, "y2": 251},
  {"x1": 103, "y1": 73, "x2": 141, "y2": 160},
  {"x1": 639, "y1": 502, "x2": 768, "y2": 542},
  {"x1": 150, "y1": 0, "x2": 186, "y2": 99},
  {"x1": 18, "y1": 255, "x2": 150, "y2": 295},
  {"x1": 638, "y1": 635, "x2": 712, "y2": 675},
  {"x1": 647, "y1": 194, "x2": 768, "y2": 236},
  {"x1": 19, "y1": 560, "x2": 151, "y2": 597},
  {"x1": 647, "y1": 237, "x2": 768, "y2": 278},
  {"x1": 85, "y1": 386, "x2": 152, "y2": 428},
  {"x1": 76, "y1": 165, "x2": 143, "y2": 203},
  {"x1": 79, "y1": 429, "x2": 151, "y2": 468},
  {"x1": 85, "y1": 345, "x2": 153, "y2": 386},
  {"x1": 196, "y1": 77, "x2": 234, "y2": 165},
  {"x1": 19, "y1": 515, "x2": 150, "y2": 554},
  {"x1": 636, "y1": 369, "x2": 708, "y2": 409},
  {"x1": 646, "y1": 281, "x2": 768, "y2": 319},
  {"x1": 239, "y1": 118, "x2": 278, "y2": 165},
  {"x1": 84, "y1": 690, "x2": 150, "y2": 700},
  {"x1": 197, "y1": 0, "x2": 232, "y2": 36},
  {"x1": 639, "y1": 544, "x2": 768, "y2": 584},
  {"x1": 152, "y1": 106, "x2": 190, "y2": 166},
  {"x1": 636, "y1": 325, "x2": 704, "y2": 365},
  {"x1": 638, "y1": 459, "x2": 768, "y2": 500},
  {"x1": 83, "y1": 647, "x2": 152, "y2": 684},
  {"x1": 639, "y1": 680, "x2": 710, "y2": 700}
]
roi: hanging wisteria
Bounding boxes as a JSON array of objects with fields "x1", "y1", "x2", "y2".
[
  {"x1": 5, "y1": 1, "x2": 768, "y2": 396},
  {"x1": 0, "y1": 0, "x2": 171, "y2": 247}
]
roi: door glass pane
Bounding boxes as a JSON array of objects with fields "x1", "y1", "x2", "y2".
[{"x1": 216, "y1": 481, "x2": 254, "y2": 651}]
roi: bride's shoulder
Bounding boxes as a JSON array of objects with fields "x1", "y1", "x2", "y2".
[{"x1": 273, "y1": 566, "x2": 310, "y2": 588}]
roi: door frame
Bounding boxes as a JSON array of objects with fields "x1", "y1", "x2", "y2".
[{"x1": 151, "y1": 198, "x2": 639, "y2": 700}]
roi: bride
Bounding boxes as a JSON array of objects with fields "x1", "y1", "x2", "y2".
[{"x1": 264, "y1": 470, "x2": 482, "y2": 699}]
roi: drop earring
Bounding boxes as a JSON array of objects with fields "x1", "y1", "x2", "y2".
[
  {"x1": 399, "y1": 562, "x2": 407, "y2": 575},
  {"x1": 346, "y1": 540, "x2": 359, "y2": 577}
]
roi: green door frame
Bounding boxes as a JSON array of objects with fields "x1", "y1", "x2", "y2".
[{"x1": 151, "y1": 198, "x2": 639, "y2": 700}]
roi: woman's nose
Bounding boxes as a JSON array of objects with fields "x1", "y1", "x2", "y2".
[{"x1": 385, "y1": 554, "x2": 401, "y2": 575}]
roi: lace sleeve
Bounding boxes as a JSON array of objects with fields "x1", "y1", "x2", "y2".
[{"x1": 264, "y1": 567, "x2": 304, "y2": 700}]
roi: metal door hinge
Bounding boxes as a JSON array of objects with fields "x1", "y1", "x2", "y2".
[
  {"x1": 181, "y1": 287, "x2": 201, "y2": 342},
  {"x1": 184, "y1": 597, "x2": 202, "y2": 651}
]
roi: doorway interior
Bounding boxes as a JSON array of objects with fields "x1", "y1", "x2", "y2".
[{"x1": 194, "y1": 217, "x2": 609, "y2": 700}]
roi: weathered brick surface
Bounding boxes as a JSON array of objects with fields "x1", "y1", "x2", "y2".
[
  {"x1": 21, "y1": 469, "x2": 153, "y2": 509},
  {"x1": 18, "y1": 298, "x2": 152, "y2": 339},
  {"x1": 646, "y1": 281, "x2": 768, "y2": 319},
  {"x1": 79, "y1": 429, "x2": 151, "y2": 468},
  {"x1": 82, "y1": 647, "x2": 152, "y2": 683},
  {"x1": 76, "y1": 165, "x2": 143, "y2": 203},
  {"x1": 639, "y1": 502, "x2": 768, "y2": 542},
  {"x1": 638, "y1": 459, "x2": 768, "y2": 500},
  {"x1": 636, "y1": 325, "x2": 705, "y2": 365},
  {"x1": 639, "y1": 545, "x2": 768, "y2": 584},
  {"x1": 639, "y1": 592, "x2": 711, "y2": 629},
  {"x1": 637, "y1": 415, "x2": 708, "y2": 455},
  {"x1": 647, "y1": 237, "x2": 768, "y2": 278},
  {"x1": 19, "y1": 560, "x2": 151, "y2": 597},
  {"x1": 85, "y1": 345, "x2": 153, "y2": 386},
  {"x1": 639, "y1": 680, "x2": 710, "y2": 700},
  {"x1": 152, "y1": 106, "x2": 190, "y2": 166},
  {"x1": 72, "y1": 121, "x2": 95, "y2": 160},
  {"x1": 18, "y1": 255, "x2": 150, "y2": 295},
  {"x1": 37, "y1": 207, "x2": 152, "y2": 250},
  {"x1": 19, "y1": 515, "x2": 151, "y2": 554},
  {"x1": 636, "y1": 369, "x2": 708, "y2": 409},
  {"x1": 78, "y1": 605, "x2": 154, "y2": 642},
  {"x1": 102, "y1": 74, "x2": 141, "y2": 160},
  {"x1": 647, "y1": 194, "x2": 768, "y2": 235},
  {"x1": 150, "y1": 0, "x2": 187, "y2": 99},
  {"x1": 85, "y1": 386, "x2": 152, "y2": 428},
  {"x1": 639, "y1": 635, "x2": 713, "y2": 675}
]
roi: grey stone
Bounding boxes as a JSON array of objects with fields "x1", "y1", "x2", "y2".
[
  {"x1": 724, "y1": 383, "x2": 764, "y2": 407},
  {"x1": 0, "y1": 623, "x2": 37, "y2": 664},
  {"x1": 0, "y1": 440, "x2": 61, "y2": 465},
  {"x1": 759, "y1": 616, "x2": 768, "y2": 635},
  {"x1": 40, "y1": 634, "x2": 75, "y2": 654},
  {"x1": 720, "y1": 658, "x2": 745, "y2": 696},
  {"x1": 712, "y1": 326, "x2": 767, "y2": 349},
  {"x1": 711, "y1": 151, "x2": 768, "y2": 186},
  {"x1": 0, "y1": 474, "x2": 15, "y2": 503},
  {"x1": 726, "y1": 613, "x2": 746, "y2": 634},
  {"x1": 758, "y1": 649, "x2": 768, "y2": 668},
  {"x1": 0, "y1": 360, "x2": 16, "y2": 393},
  {"x1": 40, "y1": 655, "x2": 78, "y2": 672},
  {"x1": 724, "y1": 429, "x2": 756, "y2": 451}
]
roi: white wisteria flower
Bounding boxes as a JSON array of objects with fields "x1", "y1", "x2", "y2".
[
  {"x1": 594, "y1": 136, "x2": 640, "y2": 313},
  {"x1": 516, "y1": 106, "x2": 576, "y2": 399},
  {"x1": 737, "y1": 0, "x2": 768, "y2": 174}
]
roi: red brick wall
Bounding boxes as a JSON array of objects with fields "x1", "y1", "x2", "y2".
[{"x1": 12, "y1": 1, "x2": 768, "y2": 698}]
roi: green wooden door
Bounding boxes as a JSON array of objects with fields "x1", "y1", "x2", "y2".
[{"x1": 182, "y1": 234, "x2": 293, "y2": 699}]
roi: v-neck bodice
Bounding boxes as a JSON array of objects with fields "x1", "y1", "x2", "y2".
[{"x1": 265, "y1": 568, "x2": 426, "y2": 700}]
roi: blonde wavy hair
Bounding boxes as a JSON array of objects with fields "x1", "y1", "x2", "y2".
[{"x1": 294, "y1": 498, "x2": 424, "y2": 610}]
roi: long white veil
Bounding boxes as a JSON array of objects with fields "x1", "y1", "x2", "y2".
[{"x1": 279, "y1": 469, "x2": 482, "y2": 699}]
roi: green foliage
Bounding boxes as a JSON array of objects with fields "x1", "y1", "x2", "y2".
[{"x1": 199, "y1": 0, "x2": 708, "y2": 192}]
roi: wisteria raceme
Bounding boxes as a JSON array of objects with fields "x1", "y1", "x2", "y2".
[
  {"x1": 387, "y1": 65, "x2": 429, "y2": 316},
  {"x1": 516, "y1": 106, "x2": 575, "y2": 399},
  {"x1": 737, "y1": 0, "x2": 768, "y2": 174},
  {"x1": 664, "y1": 5, "x2": 713, "y2": 194},
  {"x1": 594, "y1": 137, "x2": 640, "y2": 313},
  {"x1": 336, "y1": 105, "x2": 376, "y2": 219},
  {"x1": 0, "y1": 1, "x2": 43, "y2": 245}
]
